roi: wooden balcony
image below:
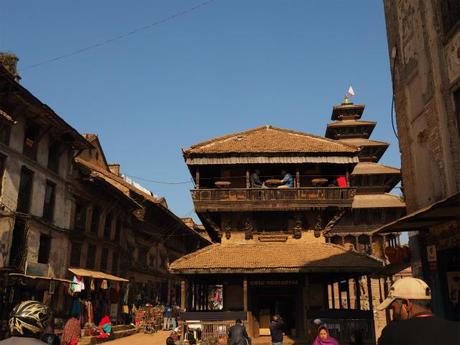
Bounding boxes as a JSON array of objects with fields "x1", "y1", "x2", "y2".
[{"x1": 192, "y1": 187, "x2": 356, "y2": 212}]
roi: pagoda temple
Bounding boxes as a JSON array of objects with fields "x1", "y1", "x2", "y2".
[
  {"x1": 324, "y1": 99, "x2": 405, "y2": 259},
  {"x1": 170, "y1": 98, "x2": 406, "y2": 344}
]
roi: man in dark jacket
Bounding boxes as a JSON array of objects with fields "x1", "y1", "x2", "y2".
[
  {"x1": 377, "y1": 277, "x2": 460, "y2": 345},
  {"x1": 228, "y1": 319, "x2": 249, "y2": 345},
  {"x1": 269, "y1": 314, "x2": 284, "y2": 345}
]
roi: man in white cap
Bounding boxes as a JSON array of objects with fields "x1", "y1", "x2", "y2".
[{"x1": 377, "y1": 277, "x2": 460, "y2": 345}]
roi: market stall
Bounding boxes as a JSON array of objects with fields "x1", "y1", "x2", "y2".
[{"x1": 67, "y1": 268, "x2": 129, "y2": 336}]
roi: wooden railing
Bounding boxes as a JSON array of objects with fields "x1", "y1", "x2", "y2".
[{"x1": 192, "y1": 187, "x2": 356, "y2": 211}]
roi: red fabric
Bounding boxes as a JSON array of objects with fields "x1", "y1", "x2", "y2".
[
  {"x1": 96, "y1": 332, "x2": 110, "y2": 339},
  {"x1": 98, "y1": 316, "x2": 110, "y2": 327},
  {"x1": 336, "y1": 176, "x2": 348, "y2": 187},
  {"x1": 61, "y1": 317, "x2": 81, "y2": 345}
]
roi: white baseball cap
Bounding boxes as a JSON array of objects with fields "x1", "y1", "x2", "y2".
[{"x1": 376, "y1": 277, "x2": 431, "y2": 311}]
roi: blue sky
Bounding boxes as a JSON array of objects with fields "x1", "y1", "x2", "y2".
[{"x1": 1, "y1": 0, "x2": 399, "y2": 220}]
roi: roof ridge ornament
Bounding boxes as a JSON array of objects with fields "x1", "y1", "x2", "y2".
[{"x1": 343, "y1": 85, "x2": 355, "y2": 105}]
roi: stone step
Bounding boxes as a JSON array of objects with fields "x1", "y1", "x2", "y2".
[{"x1": 78, "y1": 325, "x2": 138, "y2": 345}]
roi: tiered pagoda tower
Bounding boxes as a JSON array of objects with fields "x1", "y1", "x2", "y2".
[{"x1": 324, "y1": 98, "x2": 406, "y2": 260}]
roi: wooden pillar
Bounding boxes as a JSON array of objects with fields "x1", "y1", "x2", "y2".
[
  {"x1": 167, "y1": 279, "x2": 171, "y2": 305},
  {"x1": 369, "y1": 235, "x2": 374, "y2": 255},
  {"x1": 384, "y1": 277, "x2": 391, "y2": 323},
  {"x1": 339, "y1": 282, "x2": 344, "y2": 309},
  {"x1": 246, "y1": 169, "x2": 250, "y2": 189},
  {"x1": 331, "y1": 282, "x2": 336, "y2": 309},
  {"x1": 195, "y1": 168, "x2": 200, "y2": 189},
  {"x1": 355, "y1": 235, "x2": 359, "y2": 251},
  {"x1": 243, "y1": 277, "x2": 248, "y2": 311},
  {"x1": 346, "y1": 279, "x2": 351, "y2": 309},
  {"x1": 296, "y1": 168, "x2": 300, "y2": 188},
  {"x1": 367, "y1": 276, "x2": 374, "y2": 310},
  {"x1": 303, "y1": 275, "x2": 310, "y2": 335},
  {"x1": 180, "y1": 280, "x2": 186, "y2": 311},
  {"x1": 341, "y1": 236, "x2": 345, "y2": 245},
  {"x1": 355, "y1": 277, "x2": 361, "y2": 310}
]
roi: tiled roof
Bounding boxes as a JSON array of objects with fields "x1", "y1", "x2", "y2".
[
  {"x1": 75, "y1": 157, "x2": 161, "y2": 205},
  {"x1": 338, "y1": 138, "x2": 389, "y2": 147},
  {"x1": 327, "y1": 120, "x2": 376, "y2": 127},
  {"x1": 184, "y1": 125, "x2": 359, "y2": 155},
  {"x1": 169, "y1": 241, "x2": 382, "y2": 274},
  {"x1": 352, "y1": 194, "x2": 406, "y2": 208},
  {"x1": 83, "y1": 133, "x2": 98, "y2": 142},
  {"x1": 351, "y1": 162, "x2": 400, "y2": 175}
]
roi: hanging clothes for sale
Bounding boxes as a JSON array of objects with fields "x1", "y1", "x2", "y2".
[
  {"x1": 84, "y1": 300, "x2": 94, "y2": 324},
  {"x1": 90, "y1": 279, "x2": 95, "y2": 291},
  {"x1": 123, "y1": 283, "x2": 130, "y2": 305},
  {"x1": 101, "y1": 280, "x2": 108, "y2": 290},
  {"x1": 71, "y1": 276, "x2": 85, "y2": 292},
  {"x1": 70, "y1": 298, "x2": 81, "y2": 317}
]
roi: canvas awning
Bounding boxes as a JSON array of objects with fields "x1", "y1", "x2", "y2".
[
  {"x1": 372, "y1": 192, "x2": 460, "y2": 234},
  {"x1": 9, "y1": 273, "x2": 72, "y2": 284},
  {"x1": 68, "y1": 268, "x2": 129, "y2": 282}
]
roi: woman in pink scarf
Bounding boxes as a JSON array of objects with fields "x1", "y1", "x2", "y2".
[{"x1": 312, "y1": 326, "x2": 340, "y2": 345}]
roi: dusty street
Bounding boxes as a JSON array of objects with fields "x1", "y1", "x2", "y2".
[{"x1": 103, "y1": 331, "x2": 170, "y2": 345}]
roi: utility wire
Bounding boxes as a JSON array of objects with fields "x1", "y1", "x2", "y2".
[
  {"x1": 124, "y1": 173, "x2": 193, "y2": 185},
  {"x1": 24, "y1": 0, "x2": 217, "y2": 70}
]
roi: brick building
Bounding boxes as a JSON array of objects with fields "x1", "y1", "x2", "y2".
[
  {"x1": 377, "y1": 0, "x2": 460, "y2": 321},
  {"x1": 0, "y1": 55, "x2": 209, "y2": 337}
]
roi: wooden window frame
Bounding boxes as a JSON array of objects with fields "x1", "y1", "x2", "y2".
[{"x1": 42, "y1": 180, "x2": 56, "y2": 223}]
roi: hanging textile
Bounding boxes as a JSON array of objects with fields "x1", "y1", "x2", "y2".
[{"x1": 71, "y1": 276, "x2": 85, "y2": 292}]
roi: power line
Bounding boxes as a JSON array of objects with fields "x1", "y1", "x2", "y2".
[
  {"x1": 24, "y1": 0, "x2": 217, "y2": 70},
  {"x1": 124, "y1": 173, "x2": 193, "y2": 185}
]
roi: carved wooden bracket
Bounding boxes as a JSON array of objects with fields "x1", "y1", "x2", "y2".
[
  {"x1": 293, "y1": 215, "x2": 302, "y2": 239},
  {"x1": 244, "y1": 219, "x2": 253, "y2": 240}
]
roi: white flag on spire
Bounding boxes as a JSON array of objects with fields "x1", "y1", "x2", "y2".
[{"x1": 347, "y1": 85, "x2": 355, "y2": 97}]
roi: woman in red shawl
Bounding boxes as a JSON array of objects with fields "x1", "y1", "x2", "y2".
[
  {"x1": 61, "y1": 314, "x2": 81, "y2": 345},
  {"x1": 312, "y1": 326, "x2": 340, "y2": 345}
]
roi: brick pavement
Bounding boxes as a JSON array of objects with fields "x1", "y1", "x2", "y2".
[{"x1": 103, "y1": 330, "x2": 169, "y2": 345}]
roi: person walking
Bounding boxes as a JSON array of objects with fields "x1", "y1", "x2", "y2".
[
  {"x1": 377, "y1": 277, "x2": 460, "y2": 345},
  {"x1": 269, "y1": 314, "x2": 284, "y2": 345},
  {"x1": 0, "y1": 300, "x2": 50, "y2": 344},
  {"x1": 227, "y1": 319, "x2": 249, "y2": 345},
  {"x1": 312, "y1": 326, "x2": 339, "y2": 345}
]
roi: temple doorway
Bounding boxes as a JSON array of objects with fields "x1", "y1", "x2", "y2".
[{"x1": 249, "y1": 280, "x2": 299, "y2": 337}]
